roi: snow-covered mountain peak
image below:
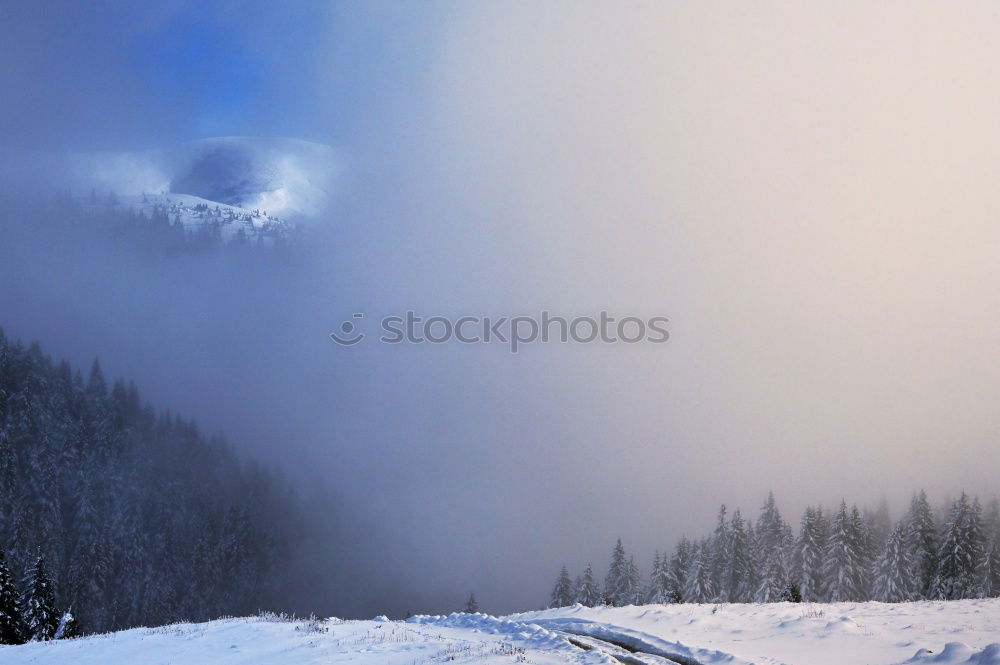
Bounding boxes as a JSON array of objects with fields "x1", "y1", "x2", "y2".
[{"x1": 65, "y1": 136, "x2": 339, "y2": 223}]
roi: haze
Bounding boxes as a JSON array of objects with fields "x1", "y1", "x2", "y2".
[{"x1": 1, "y1": 1, "x2": 998, "y2": 617}]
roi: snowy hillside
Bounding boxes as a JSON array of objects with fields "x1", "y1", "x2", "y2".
[
  {"x1": 92, "y1": 191, "x2": 294, "y2": 245},
  {"x1": 5, "y1": 137, "x2": 339, "y2": 244},
  {"x1": 0, "y1": 613, "x2": 605, "y2": 665},
  {"x1": 3, "y1": 601, "x2": 1000, "y2": 665},
  {"x1": 65, "y1": 136, "x2": 339, "y2": 222}
]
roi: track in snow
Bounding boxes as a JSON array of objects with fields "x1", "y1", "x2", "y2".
[{"x1": 558, "y1": 631, "x2": 687, "y2": 665}]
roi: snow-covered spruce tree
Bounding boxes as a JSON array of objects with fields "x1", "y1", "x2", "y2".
[
  {"x1": 931, "y1": 492, "x2": 985, "y2": 600},
  {"x1": 823, "y1": 501, "x2": 863, "y2": 602},
  {"x1": 797, "y1": 506, "x2": 829, "y2": 602},
  {"x1": 0, "y1": 548, "x2": 24, "y2": 644},
  {"x1": 683, "y1": 540, "x2": 714, "y2": 603},
  {"x1": 645, "y1": 552, "x2": 661, "y2": 603},
  {"x1": 849, "y1": 505, "x2": 873, "y2": 600},
  {"x1": 550, "y1": 566, "x2": 574, "y2": 608},
  {"x1": 905, "y1": 491, "x2": 939, "y2": 599},
  {"x1": 756, "y1": 551, "x2": 790, "y2": 603},
  {"x1": 647, "y1": 551, "x2": 678, "y2": 604},
  {"x1": 667, "y1": 538, "x2": 691, "y2": 603},
  {"x1": 871, "y1": 523, "x2": 916, "y2": 602},
  {"x1": 709, "y1": 505, "x2": 730, "y2": 602},
  {"x1": 0, "y1": 427, "x2": 16, "y2": 538},
  {"x1": 220, "y1": 505, "x2": 258, "y2": 614},
  {"x1": 464, "y1": 592, "x2": 478, "y2": 613},
  {"x1": 981, "y1": 498, "x2": 1000, "y2": 598},
  {"x1": 605, "y1": 539, "x2": 630, "y2": 606},
  {"x1": 864, "y1": 498, "x2": 892, "y2": 564},
  {"x1": 66, "y1": 521, "x2": 109, "y2": 633},
  {"x1": 626, "y1": 556, "x2": 643, "y2": 605},
  {"x1": 727, "y1": 509, "x2": 755, "y2": 603},
  {"x1": 22, "y1": 553, "x2": 59, "y2": 641},
  {"x1": 754, "y1": 492, "x2": 791, "y2": 602},
  {"x1": 745, "y1": 521, "x2": 759, "y2": 593},
  {"x1": 982, "y1": 539, "x2": 1000, "y2": 598},
  {"x1": 780, "y1": 580, "x2": 803, "y2": 602},
  {"x1": 574, "y1": 563, "x2": 602, "y2": 607},
  {"x1": 106, "y1": 501, "x2": 145, "y2": 629},
  {"x1": 984, "y1": 498, "x2": 1000, "y2": 547}
]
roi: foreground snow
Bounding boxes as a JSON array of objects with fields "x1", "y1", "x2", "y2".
[
  {"x1": 2, "y1": 600, "x2": 999, "y2": 665},
  {"x1": 516, "y1": 599, "x2": 1000, "y2": 665},
  {"x1": 0, "y1": 613, "x2": 610, "y2": 665}
]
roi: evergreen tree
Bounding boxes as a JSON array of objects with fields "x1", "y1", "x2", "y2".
[
  {"x1": 850, "y1": 505, "x2": 873, "y2": 600},
  {"x1": 798, "y1": 507, "x2": 828, "y2": 602},
  {"x1": 745, "y1": 521, "x2": 760, "y2": 596},
  {"x1": 605, "y1": 539, "x2": 631, "y2": 606},
  {"x1": 905, "y1": 491, "x2": 939, "y2": 599},
  {"x1": 984, "y1": 498, "x2": 1000, "y2": 546},
  {"x1": 647, "y1": 551, "x2": 678, "y2": 604},
  {"x1": 982, "y1": 539, "x2": 1000, "y2": 599},
  {"x1": 22, "y1": 553, "x2": 59, "y2": 641},
  {"x1": 709, "y1": 505, "x2": 730, "y2": 602},
  {"x1": 574, "y1": 564, "x2": 602, "y2": 607},
  {"x1": 683, "y1": 540, "x2": 714, "y2": 603},
  {"x1": 872, "y1": 523, "x2": 916, "y2": 602},
  {"x1": 625, "y1": 556, "x2": 643, "y2": 605},
  {"x1": 646, "y1": 552, "x2": 663, "y2": 603},
  {"x1": 727, "y1": 509, "x2": 755, "y2": 603},
  {"x1": 0, "y1": 548, "x2": 24, "y2": 644},
  {"x1": 823, "y1": 501, "x2": 862, "y2": 602},
  {"x1": 0, "y1": 429, "x2": 16, "y2": 537},
  {"x1": 464, "y1": 592, "x2": 478, "y2": 613},
  {"x1": 780, "y1": 580, "x2": 802, "y2": 602},
  {"x1": 755, "y1": 550, "x2": 789, "y2": 602},
  {"x1": 865, "y1": 498, "x2": 892, "y2": 562},
  {"x1": 667, "y1": 539, "x2": 691, "y2": 603},
  {"x1": 550, "y1": 566, "x2": 574, "y2": 608},
  {"x1": 754, "y1": 492, "x2": 790, "y2": 602},
  {"x1": 931, "y1": 493, "x2": 984, "y2": 600},
  {"x1": 981, "y1": 499, "x2": 1000, "y2": 598}
]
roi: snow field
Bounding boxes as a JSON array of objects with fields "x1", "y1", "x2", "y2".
[
  {"x1": 516, "y1": 599, "x2": 1000, "y2": 665},
  {"x1": 3, "y1": 600, "x2": 1000, "y2": 665},
  {"x1": 0, "y1": 612, "x2": 610, "y2": 665}
]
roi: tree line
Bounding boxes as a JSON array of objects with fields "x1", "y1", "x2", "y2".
[
  {"x1": 0, "y1": 548, "x2": 78, "y2": 643},
  {"x1": 9, "y1": 190, "x2": 295, "y2": 256},
  {"x1": 550, "y1": 491, "x2": 1000, "y2": 608},
  {"x1": 0, "y1": 330, "x2": 315, "y2": 639}
]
